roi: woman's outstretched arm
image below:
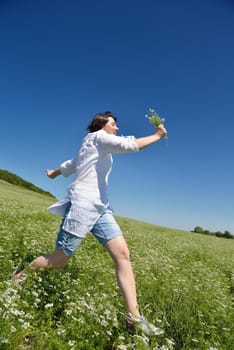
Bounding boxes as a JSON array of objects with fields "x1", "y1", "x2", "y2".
[{"x1": 135, "y1": 124, "x2": 167, "y2": 150}]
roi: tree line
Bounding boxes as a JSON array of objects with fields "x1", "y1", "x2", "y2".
[
  {"x1": 0, "y1": 169, "x2": 55, "y2": 198},
  {"x1": 192, "y1": 226, "x2": 233, "y2": 239}
]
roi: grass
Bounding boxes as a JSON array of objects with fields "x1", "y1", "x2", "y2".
[{"x1": 0, "y1": 181, "x2": 233, "y2": 349}]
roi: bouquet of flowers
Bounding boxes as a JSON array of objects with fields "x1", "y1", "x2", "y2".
[{"x1": 145, "y1": 108, "x2": 168, "y2": 142}]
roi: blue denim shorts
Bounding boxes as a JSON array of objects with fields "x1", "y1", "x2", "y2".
[{"x1": 55, "y1": 203, "x2": 122, "y2": 257}]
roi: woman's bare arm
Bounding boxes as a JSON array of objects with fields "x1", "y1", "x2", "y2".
[
  {"x1": 135, "y1": 124, "x2": 167, "y2": 150},
  {"x1": 46, "y1": 168, "x2": 61, "y2": 179}
]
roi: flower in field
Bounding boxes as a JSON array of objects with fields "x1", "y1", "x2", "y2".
[
  {"x1": 10, "y1": 309, "x2": 23, "y2": 316},
  {"x1": 1, "y1": 337, "x2": 8, "y2": 344},
  {"x1": 45, "y1": 303, "x2": 53, "y2": 309},
  {"x1": 65, "y1": 309, "x2": 73, "y2": 315},
  {"x1": 10, "y1": 326, "x2": 16, "y2": 333},
  {"x1": 191, "y1": 338, "x2": 199, "y2": 343},
  {"x1": 21, "y1": 322, "x2": 30, "y2": 329},
  {"x1": 68, "y1": 340, "x2": 76, "y2": 347}
]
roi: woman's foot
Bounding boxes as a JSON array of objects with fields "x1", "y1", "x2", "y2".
[
  {"x1": 126, "y1": 314, "x2": 164, "y2": 336},
  {"x1": 11, "y1": 269, "x2": 25, "y2": 285}
]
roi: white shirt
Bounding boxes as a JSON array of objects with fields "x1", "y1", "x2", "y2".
[{"x1": 48, "y1": 129, "x2": 138, "y2": 237}]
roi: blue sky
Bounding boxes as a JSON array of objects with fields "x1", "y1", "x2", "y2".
[{"x1": 1, "y1": 0, "x2": 234, "y2": 233}]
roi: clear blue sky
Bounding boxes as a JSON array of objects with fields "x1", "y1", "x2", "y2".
[{"x1": 1, "y1": 0, "x2": 234, "y2": 233}]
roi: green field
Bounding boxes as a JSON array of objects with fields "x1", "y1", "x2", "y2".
[{"x1": 0, "y1": 181, "x2": 233, "y2": 350}]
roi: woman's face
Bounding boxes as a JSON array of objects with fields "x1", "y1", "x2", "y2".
[{"x1": 103, "y1": 117, "x2": 119, "y2": 135}]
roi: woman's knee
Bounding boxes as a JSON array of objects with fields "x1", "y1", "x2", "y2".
[
  {"x1": 113, "y1": 245, "x2": 130, "y2": 264},
  {"x1": 105, "y1": 236, "x2": 131, "y2": 263},
  {"x1": 119, "y1": 245, "x2": 130, "y2": 260}
]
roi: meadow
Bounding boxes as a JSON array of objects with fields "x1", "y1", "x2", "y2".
[{"x1": 0, "y1": 181, "x2": 233, "y2": 350}]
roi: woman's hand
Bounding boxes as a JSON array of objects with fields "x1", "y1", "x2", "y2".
[
  {"x1": 155, "y1": 124, "x2": 167, "y2": 139},
  {"x1": 46, "y1": 168, "x2": 61, "y2": 179}
]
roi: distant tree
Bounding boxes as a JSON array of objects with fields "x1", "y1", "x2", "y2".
[
  {"x1": 194, "y1": 226, "x2": 203, "y2": 234},
  {"x1": 223, "y1": 230, "x2": 233, "y2": 239},
  {"x1": 215, "y1": 231, "x2": 223, "y2": 238},
  {"x1": 192, "y1": 224, "x2": 233, "y2": 239}
]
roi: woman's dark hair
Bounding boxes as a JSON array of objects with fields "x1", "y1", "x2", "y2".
[{"x1": 87, "y1": 111, "x2": 117, "y2": 132}]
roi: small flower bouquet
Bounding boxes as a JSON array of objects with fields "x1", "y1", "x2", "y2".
[
  {"x1": 145, "y1": 108, "x2": 168, "y2": 142},
  {"x1": 145, "y1": 108, "x2": 165, "y2": 126}
]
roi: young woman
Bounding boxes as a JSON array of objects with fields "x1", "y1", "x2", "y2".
[{"x1": 13, "y1": 111, "x2": 167, "y2": 335}]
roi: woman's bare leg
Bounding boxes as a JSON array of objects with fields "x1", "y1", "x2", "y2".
[
  {"x1": 13, "y1": 249, "x2": 70, "y2": 281},
  {"x1": 104, "y1": 236, "x2": 140, "y2": 318}
]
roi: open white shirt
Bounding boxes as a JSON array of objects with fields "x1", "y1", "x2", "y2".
[{"x1": 48, "y1": 129, "x2": 138, "y2": 237}]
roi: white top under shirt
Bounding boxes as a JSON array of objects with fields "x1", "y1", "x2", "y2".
[{"x1": 48, "y1": 129, "x2": 139, "y2": 237}]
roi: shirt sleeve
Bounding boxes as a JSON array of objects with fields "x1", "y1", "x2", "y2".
[
  {"x1": 97, "y1": 130, "x2": 139, "y2": 154},
  {"x1": 59, "y1": 159, "x2": 77, "y2": 177}
]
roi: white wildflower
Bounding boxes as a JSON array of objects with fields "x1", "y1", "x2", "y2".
[
  {"x1": 11, "y1": 325, "x2": 17, "y2": 333},
  {"x1": 45, "y1": 303, "x2": 53, "y2": 309},
  {"x1": 68, "y1": 340, "x2": 75, "y2": 347},
  {"x1": 191, "y1": 338, "x2": 199, "y2": 343},
  {"x1": 57, "y1": 328, "x2": 65, "y2": 336},
  {"x1": 65, "y1": 309, "x2": 73, "y2": 315},
  {"x1": 1, "y1": 337, "x2": 8, "y2": 344},
  {"x1": 21, "y1": 322, "x2": 30, "y2": 329}
]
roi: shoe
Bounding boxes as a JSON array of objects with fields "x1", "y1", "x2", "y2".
[
  {"x1": 126, "y1": 318, "x2": 135, "y2": 335},
  {"x1": 126, "y1": 314, "x2": 164, "y2": 336}
]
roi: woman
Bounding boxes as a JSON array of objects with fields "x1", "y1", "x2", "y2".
[{"x1": 13, "y1": 111, "x2": 167, "y2": 335}]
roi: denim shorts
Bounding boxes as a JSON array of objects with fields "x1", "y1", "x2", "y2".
[{"x1": 55, "y1": 203, "x2": 122, "y2": 257}]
